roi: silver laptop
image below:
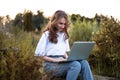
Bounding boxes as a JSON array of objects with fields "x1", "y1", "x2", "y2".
[{"x1": 62, "y1": 41, "x2": 95, "y2": 62}]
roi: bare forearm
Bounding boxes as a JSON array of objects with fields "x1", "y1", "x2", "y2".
[
  {"x1": 43, "y1": 56, "x2": 55, "y2": 62},
  {"x1": 43, "y1": 56, "x2": 67, "y2": 62}
]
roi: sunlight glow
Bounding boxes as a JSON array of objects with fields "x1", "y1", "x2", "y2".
[{"x1": 0, "y1": 0, "x2": 120, "y2": 20}]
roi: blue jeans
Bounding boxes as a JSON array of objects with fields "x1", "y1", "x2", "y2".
[{"x1": 43, "y1": 59, "x2": 93, "y2": 80}]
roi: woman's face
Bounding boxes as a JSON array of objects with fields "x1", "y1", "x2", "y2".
[{"x1": 56, "y1": 17, "x2": 66, "y2": 32}]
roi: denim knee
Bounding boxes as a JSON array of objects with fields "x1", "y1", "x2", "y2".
[
  {"x1": 79, "y1": 60, "x2": 90, "y2": 69},
  {"x1": 70, "y1": 61, "x2": 81, "y2": 71}
]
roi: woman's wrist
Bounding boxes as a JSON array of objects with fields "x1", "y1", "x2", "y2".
[{"x1": 51, "y1": 58, "x2": 56, "y2": 62}]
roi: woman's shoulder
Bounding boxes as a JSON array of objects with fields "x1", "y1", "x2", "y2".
[{"x1": 43, "y1": 30, "x2": 49, "y2": 36}]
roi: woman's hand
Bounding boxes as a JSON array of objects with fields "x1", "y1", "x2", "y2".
[
  {"x1": 64, "y1": 53, "x2": 68, "y2": 59},
  {"x1": 53, "y1": 57, "x2": 67, "y2": 62}
]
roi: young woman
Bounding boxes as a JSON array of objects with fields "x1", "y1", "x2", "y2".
[{"x1": 35, "y1": 10, "x2": 93, "y2": 80}]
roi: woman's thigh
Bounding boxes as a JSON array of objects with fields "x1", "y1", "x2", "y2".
[{"x1": 43, "y1": 61, "x2": 80, "y2": 77}]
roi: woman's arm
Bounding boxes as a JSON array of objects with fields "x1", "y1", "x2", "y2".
[
  {"x1": 64, "y1": 53, "x2": 68, "y2": 59},
  {"x1": 35, "y1": 33, "x2": 47, "y2": 56},
  {"x1": 43, "y1": 56, "x2": 67, "y2": 62}
]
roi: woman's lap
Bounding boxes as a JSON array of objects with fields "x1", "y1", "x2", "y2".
[{"x1": 43, "y1": 60, "x2": 88, "y2": 77}]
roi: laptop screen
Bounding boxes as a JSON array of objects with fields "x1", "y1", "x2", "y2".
[{"x1": 67, "y1": 41, "x2": 95, "y2": 61}]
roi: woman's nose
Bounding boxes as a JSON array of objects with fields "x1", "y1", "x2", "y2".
[{"x1": 61, "y1": 25, "x2": 65, "y2": 28}]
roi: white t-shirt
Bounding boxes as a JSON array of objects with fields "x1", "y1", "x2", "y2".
[{"x1": 35, "y1": 31, "x2": 70, "y2": 56}]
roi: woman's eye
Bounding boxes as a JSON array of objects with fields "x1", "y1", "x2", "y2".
[{"x1": 59, "y1": 22, "x2": 65, "y2": 25}]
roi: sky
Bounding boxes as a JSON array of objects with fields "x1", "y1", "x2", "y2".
[{"x1": 0, "y1": 0, "x2": 120, "y2": 20}]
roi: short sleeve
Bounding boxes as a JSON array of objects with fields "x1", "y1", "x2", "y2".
[
  {"x1": 65, "y1": 39, "x2": 70, "y2": 52},
  {"x1": 35, "y1": 33, "x2": 47, "y2": 56}
]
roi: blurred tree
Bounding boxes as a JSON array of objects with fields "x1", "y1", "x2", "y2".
[
  {"x1": 71, "y1": 14, "x2": 81, "y2": 22},
  {"x1": 13, "y1": 13, "x2": 24, "y2": 29},
  {"x1": 32, "y1": 10, "x2": 48, "y2": 31},
  {"x1": 0, "y1": 16, "x2": 4, "y2": 28},
  {"x1": 4, "y1": 15, "x2": 12, "y2": 28},
  {"x1": 23, "y1": 11, "x2": 34, "y2": 32}
]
